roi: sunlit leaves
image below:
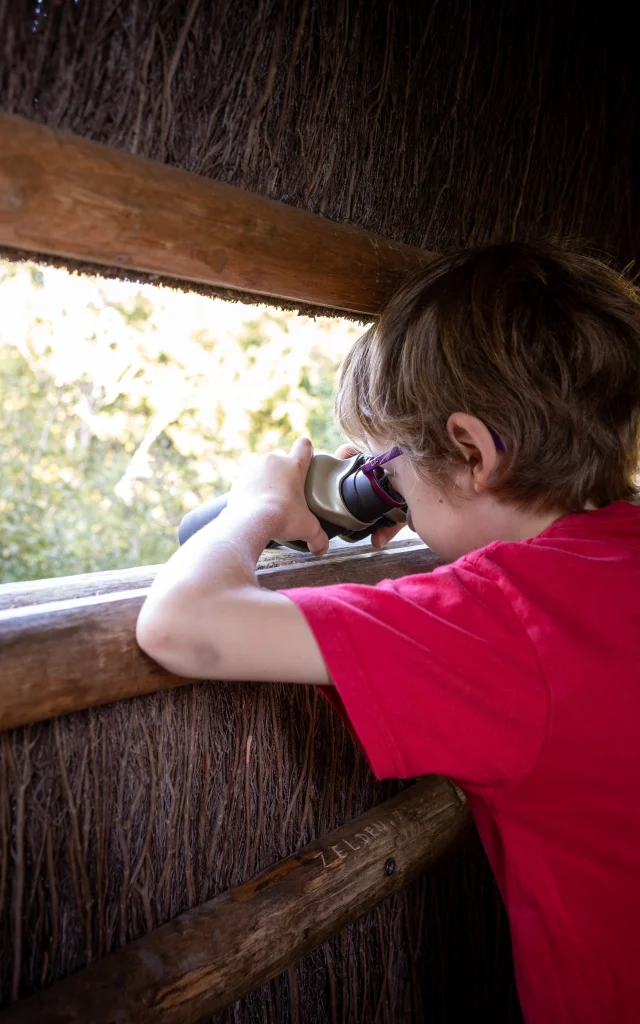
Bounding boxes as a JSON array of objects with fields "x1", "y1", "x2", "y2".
[{"x1": 0, "y1": 261, "x2": 363, "y2": 582}]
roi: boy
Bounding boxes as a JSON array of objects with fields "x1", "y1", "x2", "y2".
[{"x1": 136, "y1": 241, "x2": 640, "y2": 1023}]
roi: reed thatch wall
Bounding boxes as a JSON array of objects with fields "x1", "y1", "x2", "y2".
[
  {"x1": 0, "y1": 683, "x2": 521, "y2": 1022},
  {"x1": 1, "y1": 0, "x2": 637, "y2": 279}
]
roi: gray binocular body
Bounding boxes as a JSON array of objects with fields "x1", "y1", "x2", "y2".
[{"x1": 178, "y1": 453, "x2": 407, "y2": 553}]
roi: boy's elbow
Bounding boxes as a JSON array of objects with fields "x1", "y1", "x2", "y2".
[
  {"x1": 136, "y1": 602, "x2": 172, "y2": 664},
  {"x1": 137, "y1": 601, "x2": 187, "y2": 674},
  {"x1": 136, "y1": 597, "x2": 220, "y2": 679}
]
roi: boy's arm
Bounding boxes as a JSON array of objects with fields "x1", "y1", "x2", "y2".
[{"x1": 136, "y1": 440, "x2": 332, "y2": 684}]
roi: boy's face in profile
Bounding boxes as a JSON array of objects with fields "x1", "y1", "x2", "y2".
[
  {"x1": 372, "y1": 441, "x2": 479, "y2": 561},
  {"x1": 370, "y1": 415, "x2": 562, "y2": 562}
]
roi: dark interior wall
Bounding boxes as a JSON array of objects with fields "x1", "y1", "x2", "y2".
[
  {"x1": 0, "y1": 683, "x2": 521, "y2": 1022},
  {"x1": 1, "y1": 0, "x2": 638, "y2": 264}
]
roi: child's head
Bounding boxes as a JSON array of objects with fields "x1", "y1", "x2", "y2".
[{"x1": 336, "y1": 240, "x2": 640, "y2": 560}]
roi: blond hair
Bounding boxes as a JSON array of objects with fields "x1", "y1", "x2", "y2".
[{"x1": 336, "y1": 241, "x2": 640, "y2": 512}]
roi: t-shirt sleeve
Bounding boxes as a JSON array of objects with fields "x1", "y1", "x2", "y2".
[{"x1": 280, "y1": 556, "x2": 549, "y2": 789}]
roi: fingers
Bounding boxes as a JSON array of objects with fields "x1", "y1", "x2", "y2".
[
  {"x1": 289, "y1": 436, "x2": 314, "y2": 467},
  {"x1": 291, "y1": 438, "x2": 359, "y2": 462},
  {"x1": 306, "y1": 520, "x2": 330, "y2": 556},
  {"x1": 333, "y1": 443, "x2": 360, "y2": 460},
  {"x1": 371, "y1": 523, "x2": 405, "y2": 550}
]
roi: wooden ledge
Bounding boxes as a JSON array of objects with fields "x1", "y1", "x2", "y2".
[
  {"x1": 0, "y1": 541, "x2": 439, "y2": 731},
  {"x1": 0, "y1": 113, "x2": 433, "y2": 315},
  {"x1": 0, "y1": 537, "x2": 434, "y2": 608}
]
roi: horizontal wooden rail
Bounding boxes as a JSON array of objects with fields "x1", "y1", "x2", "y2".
[
  {"x1": 0, "y1": 113, "x2": 432, "y2": 315},
  {"x1": 0, "y1": 561, "x2": 166, "y2": 610},
  {"x1": 0, "y1": 541, "x2": 439, "y2": 730},
  {"x1": 0, "y1": 776, "x2": 469, "y2": 1024},
  {"x1": 0, "y1": 537, "x2": 431, "y2": 609}
]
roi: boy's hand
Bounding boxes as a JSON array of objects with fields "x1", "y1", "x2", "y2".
[
  {"x1": 333, "y1": 443, "x2": 405, "y2": 550},
  {"x1": 226, "y1": 437, "x2": 329, "y2": 556}
]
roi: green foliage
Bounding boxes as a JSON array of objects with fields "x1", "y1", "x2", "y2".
[
  {"x1": 300, "y1": 353, "x2": 344, "y2": 454},
  {"x1": 0, "y1": 344, "x2": 208, "y2": 581},
  {"x1": 0, "y1": 261, "x2": 363, "y2": 583},
  {"x1": 238, "y1": 319, "x2": 265, "y2": 351},
  {"x1": 247, "y1": 387, "x2": 296, "y2": 451}
]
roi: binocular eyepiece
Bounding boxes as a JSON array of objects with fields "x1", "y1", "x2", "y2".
[{"x1": 178, "y1": 452, "x2": 407, "y2": 553}]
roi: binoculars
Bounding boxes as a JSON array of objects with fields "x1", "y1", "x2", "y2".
[{"x1": 178, "y1": 452, "x2": 407, "y2": 553}]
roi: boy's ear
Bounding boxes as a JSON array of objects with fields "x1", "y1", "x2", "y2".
[{"x1": 446, "y1": 412, "x2": 499, "y2": 492}]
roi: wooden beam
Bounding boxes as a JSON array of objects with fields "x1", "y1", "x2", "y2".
[
  {"x1": 0, "y1": 542, "x2": 438, "y2": 730},
  {"x1": 0, "y1": 777, "x2": 469, "y2": 1024},
  {"x1": 0, "y1": 113, "x2": 432, "y2": 315},
  {"x1": 0, "y1": 543, "x2": 335, "y2": 610},
  {"x1": 0, "y1": 537, "x2": 434, "y2": 609}
]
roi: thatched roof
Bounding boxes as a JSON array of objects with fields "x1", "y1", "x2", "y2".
[{"x1": 1, "y1": 0, "x2": 638, "y2": 294}]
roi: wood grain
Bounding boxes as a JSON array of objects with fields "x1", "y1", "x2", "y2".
[
  {"x1": 0, "y1": 777, "x2": 469, "y2": 1024},
  {"x1": 0, "y1": 538, "x2": 434, "y2": 609},
  {"x1": 0, "y1": 113, "x2": 433, "y2": 315},
  {"x1": 0, "y1": 542, "x2": 439, "y2": 731},
  {"x1": 0, "y1": 545, "x2": 321, "y2": 609}
]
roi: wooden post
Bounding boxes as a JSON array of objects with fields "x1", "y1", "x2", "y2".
[
  {"x1": 0, "y1": 777, "x2": 469, "y2": 1024},
  {"x1": 0, "y1": 113, "x2": 432, "y2": 315},
  {"x1": 0, "y1": 541, "x2": 438, "y2": 731}
]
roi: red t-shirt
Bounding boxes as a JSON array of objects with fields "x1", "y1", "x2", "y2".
[{"x1": 281, "y1": 501, "x2": 640, "y2": 1024}]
